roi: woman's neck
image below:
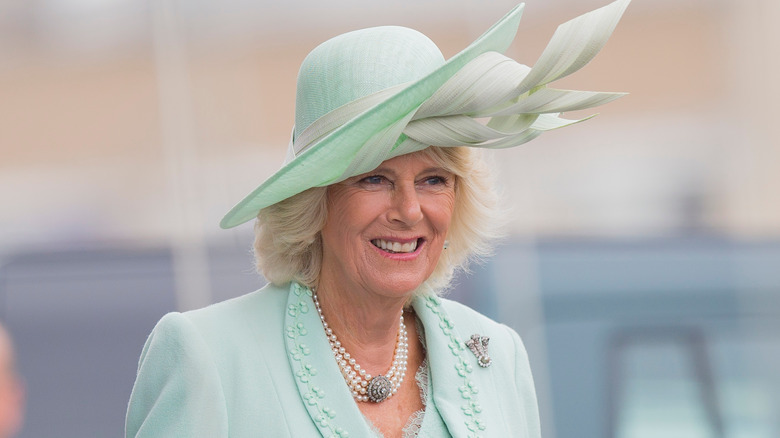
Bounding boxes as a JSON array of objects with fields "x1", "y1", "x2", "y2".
[{"x1": 314, "y1": 277, "x2": 410, "y2": 373}]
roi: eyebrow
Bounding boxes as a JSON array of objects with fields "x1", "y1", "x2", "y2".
[{"x1": 370, "y1": 166, "x2": 451, "y2": 176}]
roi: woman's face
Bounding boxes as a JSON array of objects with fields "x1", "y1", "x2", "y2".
[{"x1": 320, "y1": 151, "x2": 455, "y2": 299}]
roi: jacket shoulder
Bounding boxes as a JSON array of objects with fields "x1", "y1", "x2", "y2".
[{"x1": 186, "y1": 282, "x2": 288, "y2": 325}]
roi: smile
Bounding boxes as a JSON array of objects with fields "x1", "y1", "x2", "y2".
[{"x1": 371, "y1": 238, "x2": 421, "y2": 254}]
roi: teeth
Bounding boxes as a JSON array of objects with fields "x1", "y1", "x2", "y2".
[{"x1": 371, "y1": 239, "x2": 418, "y2": 253}]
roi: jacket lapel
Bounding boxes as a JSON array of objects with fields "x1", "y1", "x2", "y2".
[
  {"x1": 413, "y1": 293, "x2": 505, "y2": 437},
  {"x1": 283, "y1": 282, "x2": 374, "y2": 437}
]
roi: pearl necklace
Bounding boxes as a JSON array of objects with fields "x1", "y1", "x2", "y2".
[{"x1": 312, "y1": 292, "x2": 408, "y2": 403}]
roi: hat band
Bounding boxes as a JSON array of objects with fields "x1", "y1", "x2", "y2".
[{"x1": 289, "y1": 83, "x2": 411, "y2": 161}]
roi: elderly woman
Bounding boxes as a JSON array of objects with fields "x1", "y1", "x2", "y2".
[{"x1": 126, "y1": 1, "x2": 630, "y2": 437}]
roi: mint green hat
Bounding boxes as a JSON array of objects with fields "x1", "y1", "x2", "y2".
[{"x1": 220, "y1": 0, "x2": 631, "y2": 228}]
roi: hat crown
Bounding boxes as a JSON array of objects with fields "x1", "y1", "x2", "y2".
[{"x1": 295, "y1": 26, "x2": 445, "y2": 138}]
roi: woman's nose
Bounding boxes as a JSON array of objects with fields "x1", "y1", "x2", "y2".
[{"x1": 389, "y1": 183, "x2": 423, "y2": 226}]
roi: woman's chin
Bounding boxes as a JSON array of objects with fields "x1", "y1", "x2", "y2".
[{"x1": 366, "y1": 275, "x2": 428, "y2": 300}]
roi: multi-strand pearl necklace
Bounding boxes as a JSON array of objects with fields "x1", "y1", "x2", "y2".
[{"x1": 312, "y1": 292, "x2": 408, "y2": 403}]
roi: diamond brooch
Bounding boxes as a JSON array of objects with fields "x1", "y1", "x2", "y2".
[{"x1": 465, "y1": 334, "x2": 492, "y2": 368}]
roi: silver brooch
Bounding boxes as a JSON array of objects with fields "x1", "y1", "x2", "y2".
[{"x1": 465, "y1": 334, "x2": 492, "y2": 368}]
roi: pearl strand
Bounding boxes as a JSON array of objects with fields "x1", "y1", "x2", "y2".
[{"x1": 312, "y1": 291, "x2": 408, "y2": 403}]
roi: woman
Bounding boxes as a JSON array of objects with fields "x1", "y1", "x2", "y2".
[{"x1": 126, "y1": 1, "x2": 630, "y2": 436}]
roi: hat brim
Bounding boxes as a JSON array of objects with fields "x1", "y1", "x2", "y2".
[{"x1": 220, "y1": 3, "x2": 525, "y2": 229}]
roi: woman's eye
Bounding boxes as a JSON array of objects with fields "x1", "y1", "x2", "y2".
[
  {"x1": 361, "y1": 175, "x2": 384, "y2": 185},
  {"x1": 422, "y1": 175, "x2": 448, "y2": 186}
]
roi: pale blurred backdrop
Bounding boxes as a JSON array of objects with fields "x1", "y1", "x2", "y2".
[{"x1": 1, "y1": 0, "x2": 779, "y2": 437}]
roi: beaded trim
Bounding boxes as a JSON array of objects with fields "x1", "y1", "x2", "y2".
[
  {"x1": 423, "y1": 294, "x2": 487, "y2": 437},
  {"x1": 286, "y1": 283, "x2": 349, "y2": 438}
]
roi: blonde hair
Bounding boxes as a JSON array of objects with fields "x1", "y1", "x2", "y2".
[{"x1": 254, "y1": 146, "x2": 505, "y2": 294}]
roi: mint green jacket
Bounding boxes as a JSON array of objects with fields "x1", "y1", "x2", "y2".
[{"x1": 126, "y1": 282, "x2": 540, "y2": 437}]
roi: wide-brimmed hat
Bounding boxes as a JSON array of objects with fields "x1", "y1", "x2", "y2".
[{"x1": 220, "y1": 0, "x2": 631, "y2": 229}]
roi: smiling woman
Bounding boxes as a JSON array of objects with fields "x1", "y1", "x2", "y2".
[{"x1": 126, "y1": 1, "x2": 631, "y2": 437}]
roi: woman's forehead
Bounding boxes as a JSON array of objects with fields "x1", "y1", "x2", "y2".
[{"x1": 379, "y1": 151, "x2": 439, "y2": 168}]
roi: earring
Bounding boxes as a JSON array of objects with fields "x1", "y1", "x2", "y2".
[{"x1": 443, "y1": 240, "x2": 450, "y2": 250}]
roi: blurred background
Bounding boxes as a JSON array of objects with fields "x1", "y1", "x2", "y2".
[{"x1": 1, "y1": 0, "x2": 779, "y2": 436}]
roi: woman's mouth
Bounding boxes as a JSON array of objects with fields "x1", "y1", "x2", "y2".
[{"x1": 371, "y1": 238, "x2": 422, "y2": 254}]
